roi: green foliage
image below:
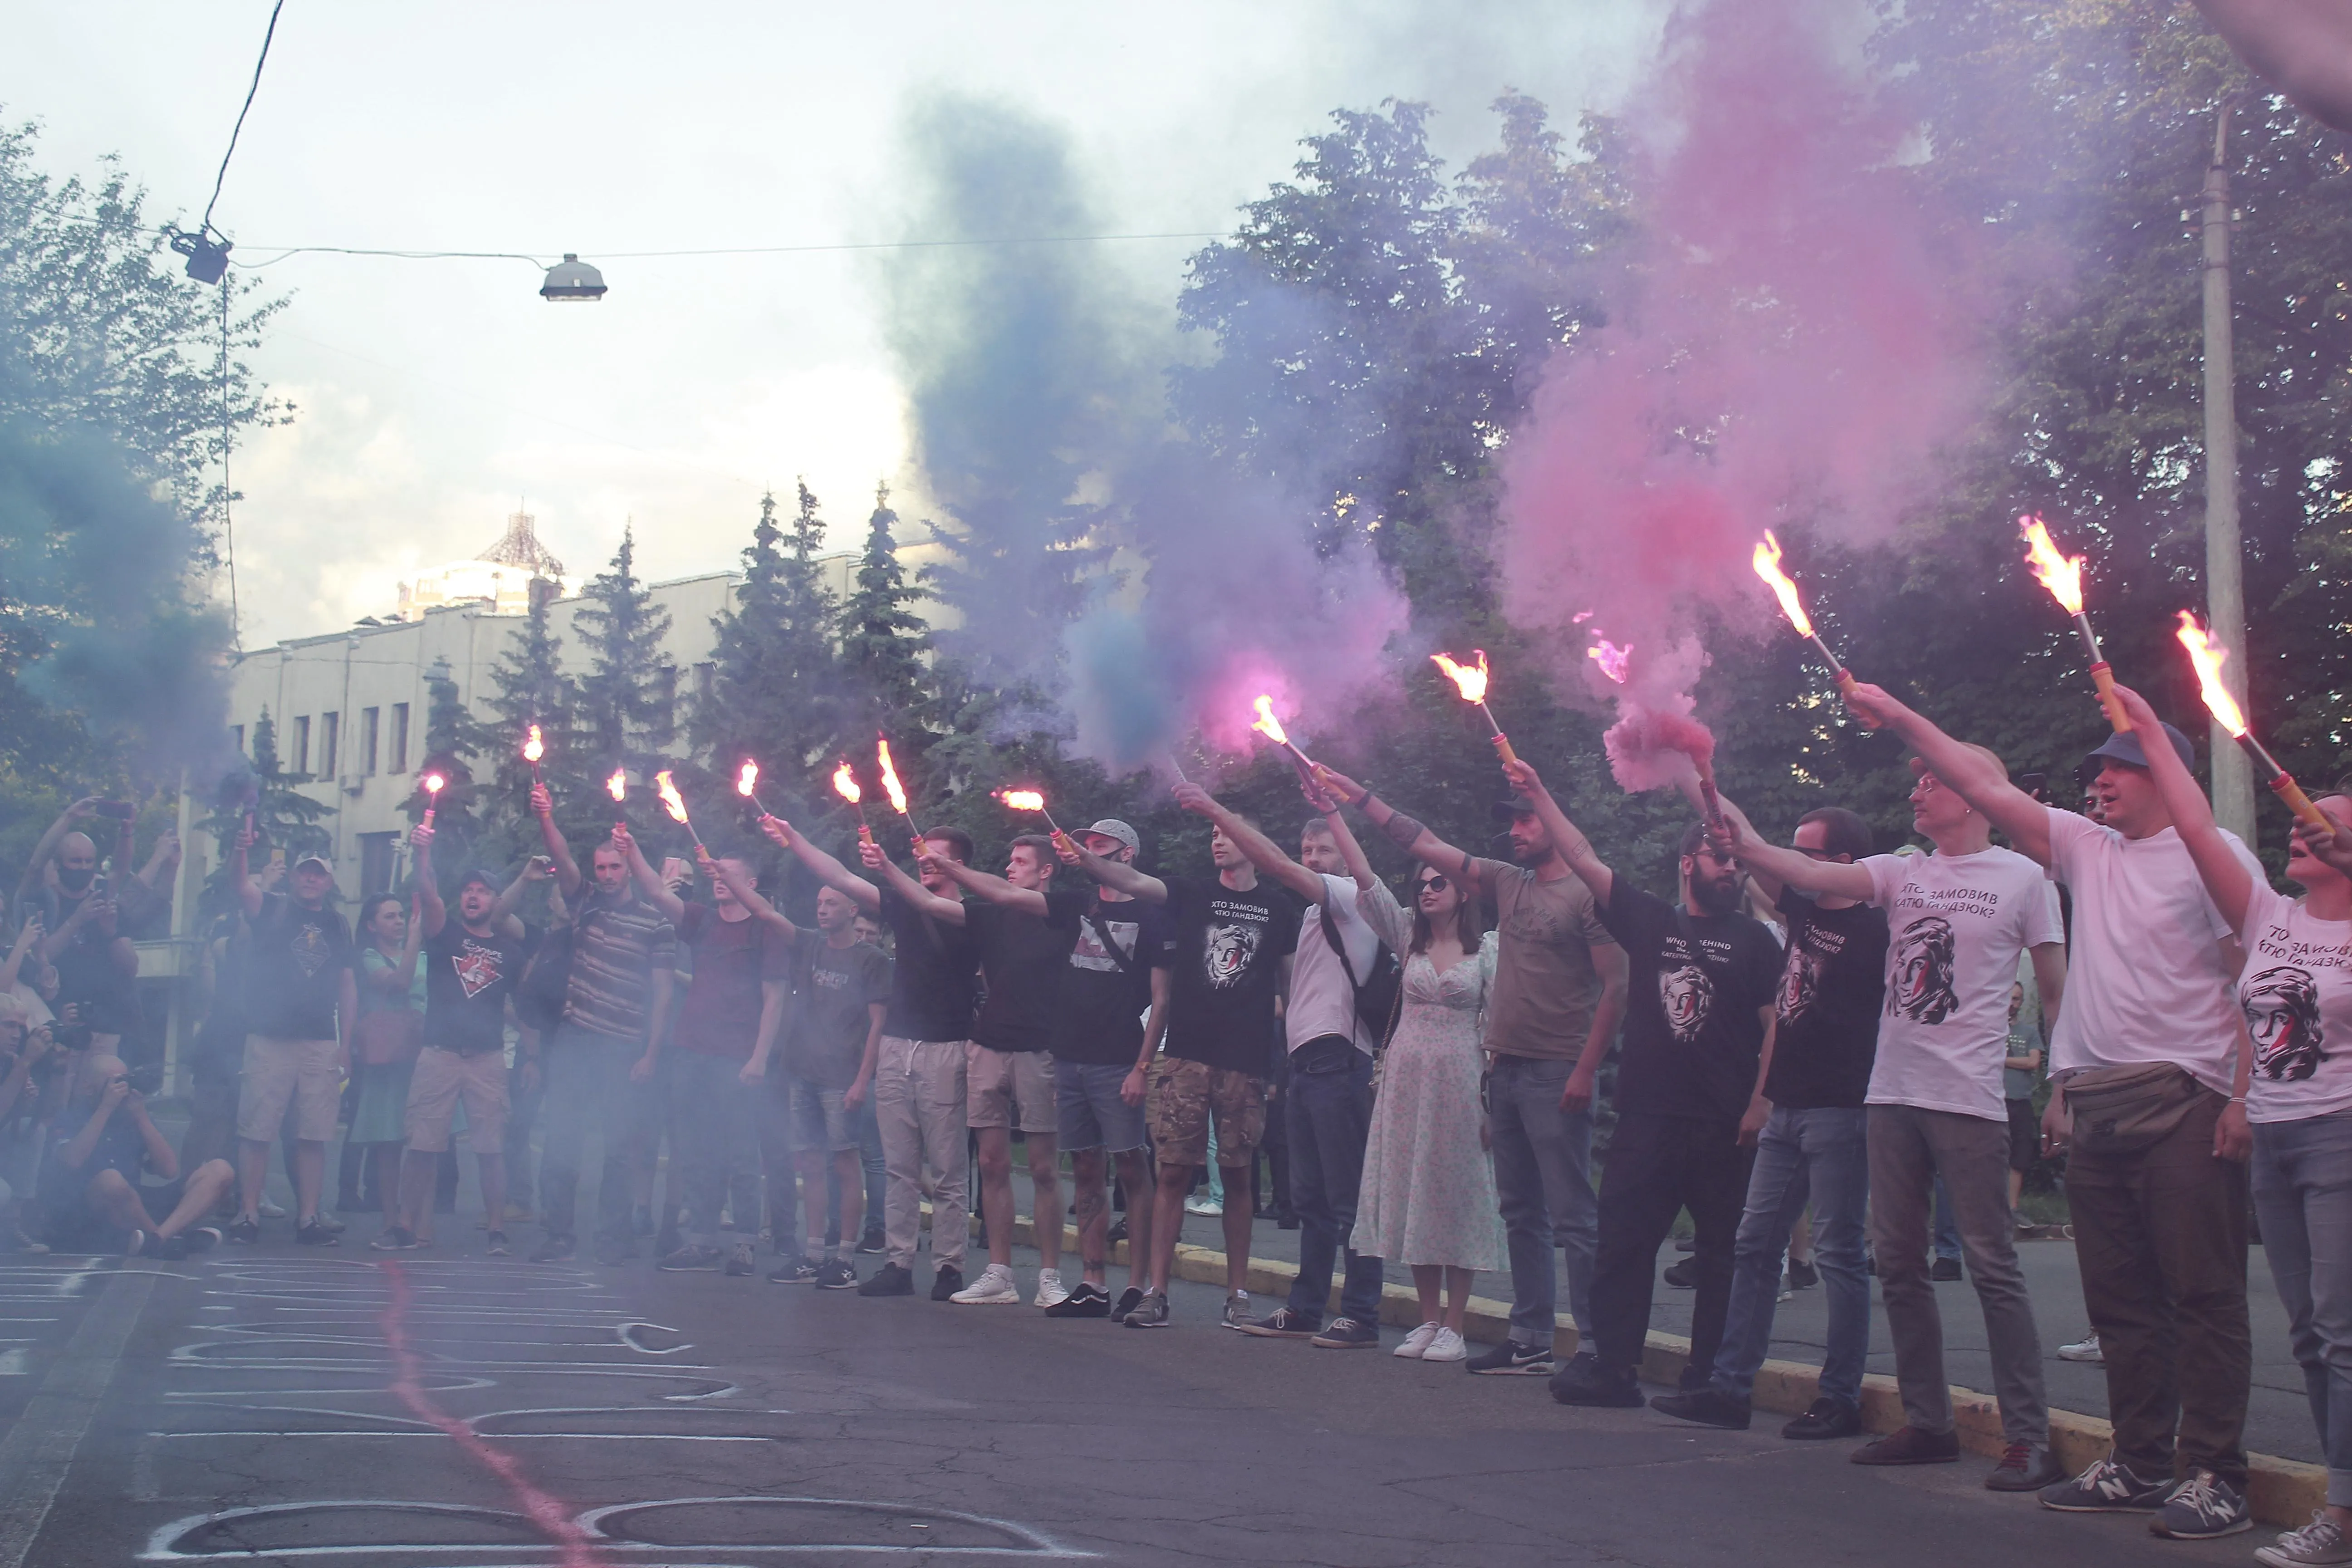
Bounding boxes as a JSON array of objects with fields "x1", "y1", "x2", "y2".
[
  {"x1": 694, "y1": 486, "x2": 843, "y2": 788},
  {"x1": 573, "y1": 526, "x2": 676, "y2": 770},
  {"x1": 837, "y1": 484, "x2": 932, "y2": 735}
]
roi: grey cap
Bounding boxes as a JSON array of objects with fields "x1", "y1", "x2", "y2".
[
  {"x1": 2085, "y1": 723, "x2": 2195, "y2": 774},
  {"x1": 1082, "y1": 818, "x2": 1141, "y2": 855},
  {"x1": 456, "y1": 867, "x2": 501, "y2": 895}
]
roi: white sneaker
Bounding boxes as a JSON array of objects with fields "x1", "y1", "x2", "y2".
[
  {"x1": 1394, "y1": 1322, "x2": 1441, "y2": 1359},
  {"x1": 257, "y1": 1198, "x2": 288, "y2": 1220},
  {"x1": 950, "y1": 1263, "x2": 1021, "y2": 1305},
  {"x1": 1184, "y1": 1195, "x2": 1222, "y2": 1216},
  {"x1": 2056, "y1": 1332, "x2": 2102, "y2": 1364},
  {"x1": 1421, "y1": 1327, "x2": 1469, "y2": 1362},
  {"x1": 1032, "y1": 1268, "x2": 1070, "y2": 1309}
]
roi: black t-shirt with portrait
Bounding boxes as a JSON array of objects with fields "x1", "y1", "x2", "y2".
[
  {"x1": 965, "y1": 901, "x2": 1079, "y2": 1054},
  {"x1": 1597, "y1": 878, "x2": 1782, "y2": 1124},
  {"x1": 878, "y1": 885, "x2": 980, "y2": 1043},
  {"x1": 1161, "y1": 875, "x2": 1301, "y2": 1076},
  {"x1": 1047, "y1": 890, "x2": 1176, "y2": 1067},
  {"x1": 422, "y1": 921, "x2": 525, "y2": 1057},
  {"x1": 242, "y1": 892, "x2": 355, "y2": 1040},
  {"x1": 1764, "y1": 891, "x2": 1889, "y2": 1110}
]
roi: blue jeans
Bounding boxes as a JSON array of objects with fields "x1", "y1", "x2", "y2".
[
  {"x1": 668, "y1": 1051, "x2": 761, "y2": 1248},
  {"x1": 1284, "y1": 1040, "x2": 1384, "y2": 1325},
  {"x1": 2253, "y1": 1108, "x2": 2352, "y2": 1507},
  {"x1": 1933, "y1": 1171, "x2": 1962, "y2": 1263},
  {"x1": 538, "y1": 1026, "x2": 639, "y2": 1243},
  {"x1": 1486, "y1": 1055, "x2": 1597, "y2": 1347},
  {"x1": 1711, "y1": 1106, "x2": 1871, "y2": 1406}
]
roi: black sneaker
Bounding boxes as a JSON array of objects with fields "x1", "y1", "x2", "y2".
[
  {"x1": 1550, "y1": 1357, "x2": 1642, "y2": 1407},
  {"x1": 1310, "y1": 1317, "x2": 1380, "y2": 1349},
  {"x1": 859, "y1": 1262, "x2": 915, "y2": 1297},
  {"x1": 1122, "y1": 1290, "x2": 1171, "y2": 1328},
  {"x1": 1662, "y1": 1256, "x2": 1697, "y2": 1289},
  {"x1": 296, "y1": 1220, "x2": 340, "y2": 1247},
  {"x1": 1232, "y1": 1305, "x2": 1318, "y2": 1339},
  {"x1": 2039, "y1": 1454, "x2": 2170, "y2": 1512},
  {"x1": 370, "y1": 1226, "x2": 420, "y2": 1252},
  {"x1": 529, "y1": 1234, "x2": 577, "y2": 1263},
  {"x1": 1781, "y1": 1396, "x2": 1862, "y2": 1440},
  {"x1": 485, "y1": 1230, "x2": 511, "y2": 1257},
  {"x1": 1930, "y1": 1256, "x2": 1964, "y2": 1281},
  {"x1": 769, "y1": 1254, "x2": 820, "y2": 1284},
  {"x1": 2151, "y1": 1469, "x2": 2251, "y2": 1539},
  {"x1": 182, "y1": 1226, "x2": 222, "y2": 1254},
  {"x1": 1467, "y1": 1340, "x2": 1557, "y2": 1376},
  {"x1": 1650, "y1": 1387, "x2": 1752, "y2": 1430},
  {"x1": 725, "y1": 1241, "x2": 756, "y2": 1277},
  {"x1": 151, "y1": 1233, "x2": 191, "y2": 1261},
  {"x1": 815, "y1": 1257, "x2": 858, "y2": 1290},
  {"x1": 930, "y1": 1265, "x2": 964, "y2": 1302},
  {"x1": 226, "y1": 1218, "x2": 260, "y2": 1245},
  {"x1": 1110, "y1": 1285, "x2": 1144, "y2": 1321},
  {"x1": 856, "y1": 1227, "x2": 886, "y2": 1256},
  {"x1": 1784, "y1": 1257, "x2": 1818, "y2": 1289},
  {"x1": 1045, "y1": 1281, "x2": 1112, "y2": 1318},
  {"x1": 659, "y1": 1244, "x2": 726, "y2": 1272},
  {"x1": 1107, "y1": 1217, "x2": 1129, "y2": 1244}
]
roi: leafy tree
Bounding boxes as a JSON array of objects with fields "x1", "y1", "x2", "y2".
[
  {"x1": 573, "y1": 525, "x2": 676, "y2": 770},
  {"x1": 837, "y1": 483, "x2": 933, "y2": 734},
  {"x1": 695, "y1": 485, "x2": 841, "y2": 790}
]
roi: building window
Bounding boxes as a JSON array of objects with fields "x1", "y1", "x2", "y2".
[
  {"x1": 293, "y1": 715, "x2": 311, "y2": 775},
  {"x1": 361, "y1": 708, "x2": 379, "y2": 775},
  {"x1": 320, "y1": 712, "x2": 340, "y2": 778},
  {"x1": 231, "y1": 724, "x2": 245, "y2": 755},
  {"x1": 358, "y1": 832, "x2": 399, "y2": 898},
  {"x1": 391, "y1": 703, "x2": 410, "y2": 772}
]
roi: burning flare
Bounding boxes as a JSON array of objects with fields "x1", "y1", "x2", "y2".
[
  {"x1": 999, "y1": 789, "x2": 1046, "y2": 812},
  {"x1": 736, "y1": 760, "x2": 760, "y2": 798},
  {"x1": 1430, "y1": 651, "x2": 1490, "y2": 705},
  {"x1": 1751, "y1": 532, "x2": 1814, "y2": 639},
  {"x1": 422, "y1": 772, "x2": 446, "y2": 797},
  {"x1": 1587, "y1": 639, "x2": 1633, "y2": 685},
  {"x1": 605, "y1": 768, "x2": 628, "y2": 805},
  {"x1": 654, "y1": 769, "x2": 691, "y2": 825},
  {"x1": 420, "y1": 771, "x2": 446, "y2": 828},
  {"x1": 876, "y1": 737, "x2": 910, "y2": 816},
  {"x1": 521, "y1": 725, "x2": 544, "y2": 765},
  {"x1": 1249, "y1": 696, "x2": 1289, "y2": 747},
  {"x1": 831, "y1": 762, "x2": 861, "y2": 804},
  {"x1": 2175, "y1": 612, "x2": 2248, "y2": 737},
  {"x1": 2019, "y1": 515, "x2": 2086, "y2": 617}
]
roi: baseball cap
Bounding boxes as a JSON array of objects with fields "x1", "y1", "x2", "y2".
[
  {"x1": 2084, "y1": 723, "x2": 2194, "y2": 774},
  {"x1": 1490, "y1": 799, "x2": 1537, "y2": 821},
  {"x1": 456, "y1": 867, "x2": 500, "y2": 895},
  {"x1": 1082, "y1": 818, "x2": 1141, "y2": 855},
  {"x1": 292, "y1": 853, "x2": 332, "y2": 874}
]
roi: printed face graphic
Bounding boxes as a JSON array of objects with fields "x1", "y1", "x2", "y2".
[
  {"x1": 1886, "y1": 916, "x2": 1959, "y2": 1024},
  {"x1": 1779, "y1": 944, "x2": 1824, "y2": 1025},
  {"x1": 1661, "y1": 962, "x2": 1715, "y2": 1044},
  {"x1": 1201, "y1": 921, "x2": 1261, "y2": 990},
  {"x1": 2245, "y1": 965, "x2": 2323, "y2": 1082},
  {"x1": 451, "y1": 941, "x2": 504, "y2": 999}
]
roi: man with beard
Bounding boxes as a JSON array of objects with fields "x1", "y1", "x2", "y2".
[
  {"x1": 1651, "y1": 805, "x2": 1887, "y2": 1441},
  {"x1": 1316, "y1": 765, "x2": 1628, "y2": 1377},
  {"x1": 1480, "y1": 762, "x2": 1776, "y2": 1410},
  {"x1": 1724, "y1": 758, "x2": 2068, "y2": 1489}
]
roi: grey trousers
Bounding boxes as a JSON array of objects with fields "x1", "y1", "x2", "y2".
[
  {"x1": 873, "y1": 1036, "x2": 968, "y2": 1272},
  {"x1": 1869, "y1": 1103, "x2": 2049, "y2": 1447}
]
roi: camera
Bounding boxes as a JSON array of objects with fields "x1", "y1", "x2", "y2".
[{"x1": 126, "y1": 1061, "x2": 164, "y2": 1097}]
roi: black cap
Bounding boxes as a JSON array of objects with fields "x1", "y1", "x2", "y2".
[
  {"x1": 2084, "y1": 723, "x2": 2194, "y2": 774},
  {"x1": 1490, "y1": 799, "x2": 1537, "y2": 822},
  {"x1": 456, "y1": 867, "x2": 501, "y2": 895}
]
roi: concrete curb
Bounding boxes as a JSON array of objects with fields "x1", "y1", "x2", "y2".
[{"x1": 985, "y1": 1211, "x2": 2324, "y2": 1527}]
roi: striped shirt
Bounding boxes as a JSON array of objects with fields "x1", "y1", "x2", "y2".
[{"x1": 561, "y1": 891, "x2": 677, "y2": 1042}]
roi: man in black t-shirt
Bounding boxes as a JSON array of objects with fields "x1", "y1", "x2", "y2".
[
  {"x1": 1652, "y1": 805, "x2": 1886, "y2": 1437},
  {"x1": 762, "y1": 815, "x2": 980, "y2": 1301},
  {"x1": 1499, "y1": 762, "x2": 1782, "y2": 1411},
  {"x1": 373, "y1": 827, "x2": 523, "y2": 1256},
  {"x1": 228, "y1": 830, "x2": 357, "y2": 1246},
  {"x1": 1064, "y1": 817, "x2": 1300, "y2": 1330}
]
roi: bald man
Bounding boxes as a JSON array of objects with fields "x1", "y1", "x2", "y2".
[
  {"x1": 15, "y1": 799, "x2": 138, "y2": 1050},
  {"x1": 42, "y1": 1054, "x2": 232, "y2": 1258}
]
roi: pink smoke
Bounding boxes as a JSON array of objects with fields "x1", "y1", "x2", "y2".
[
  {"x1": 1500, "y1": 0, "x2": 1990, "y2": 744},
  {"x1": 1605, "y1": 703, "x2": 1715, "y2": 794}
]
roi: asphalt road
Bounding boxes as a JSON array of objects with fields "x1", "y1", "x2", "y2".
[{"x1": 0, "y1": 1223, "x2": 2279, "y2": 1568}]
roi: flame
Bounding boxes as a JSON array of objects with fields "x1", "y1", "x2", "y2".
[
  {"x1": 736, "y1": 760, "x2": 759, "y2": 798},
  {"x1": 1587, "y1": 638, "x2": 1633, "y2": 685},
  {"x1": 2175, "y1": 611, "x2": 2249, "y2": 738},
  {"x1": 1431, "y1": 650, "x2": 1490, "y2": 705},
  {"x1": 605, "y1": 768, "x2": 627, "y2": 804},
  {"x1": 1249, "y1": 695, "x2": 1290, "y2": 746},
  {"x1": 875, "y1": 737, "x2": 909, "y2": 815},
  {"x1": 999, "y1": 789, "x2": 1046, "y2": 812},
  {"x1": 1751, "y1": 531, "x2": 1814, "y2": 638},
  {"x1": 2019, "y1": 515, "x2": 2086, "y2": 616},
  {"x1": 521, "y1": 725, "x2": 544, "y2": 764},
  {"x1": 421, "y1": 772, "x2": 446, "y2": 796},
  {"x1": 654, "y1": 769, "x2": 691, "y2": 825},
  {"x1": 831, "y1": 761, "x2": 861, "y2": 804}
]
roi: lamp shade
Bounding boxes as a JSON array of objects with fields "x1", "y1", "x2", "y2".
[{"x1": 539, "y1": 253, "x2": 607, "y2": 302}]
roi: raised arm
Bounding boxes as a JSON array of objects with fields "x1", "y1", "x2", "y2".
[
  {"x1": 412, "y1": 826, "x2": 449, "y2": 938},
  {"x1": 0, "y1": 917, "x2": 41, "y2": 998},
  {"x1": 530, "y1": 783, "x2": 584, "y2": 898},
  {"x1": 489, "y1": 856, "x2": 549, "y2": 941},
  {"x1": 1052, "y1": 835, "x2": 1168, "y2": 904},
  {"x1": 1841, "y1": 682, "x2": 2051, "y2": 863},
  {"x1": 610, "y1": 824, "x2": 686, "y2": 924},
  {"x1": 1172, "y1": 782, "x2": 1325, "y2": 904},
  {"x1": 15, "y1": 799, "x2": 99, "y2": 903},
  {"x1": 1499, "y1": 757, "x2": 1614, "y2": 907},
  {"x1": 1319, "y1": 798, "x2": 1378, "y2": 893},
  {"x1": 858, "y1": 839, "x2": 965, "y2": 924},
  {"x1": 758, "y1": 815, "x2": 881, "y2": 915},
  {"x1": 2112, "y1": 681, "x2": 2256, "y2": 934},
  {"x1": 695, "y1": 848, "x2": 799, "y2": 938},
  {"x1": 1312, "y1": 766, "x2": 1490, "y2": 895},
  {"x1": 1715, "y1": 794, "x2": 1875, "y2": 904},
  {"x1": 926, "y1": 853, "x2": 1049, "y2": 916},
  {"x1": 230, "y1": 824, "x2": 263, "y2": 918}
]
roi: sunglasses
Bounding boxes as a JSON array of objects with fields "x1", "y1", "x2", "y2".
[{"x1": 1415, "y1": 874, "x2": 1450, "y2": 892}]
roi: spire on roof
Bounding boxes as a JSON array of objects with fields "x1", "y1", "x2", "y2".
[{"x1": 479, "y1": 511, "x2": 565, "y2": 580}]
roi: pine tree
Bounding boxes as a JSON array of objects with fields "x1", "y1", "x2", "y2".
[
  {"x1": 197, "y1": 707, "x2": 334, "y2": 876},
  {"x1": 460, "y1": 580, "x2": 578, "y2": 858},
  {"x1": 694, "y1": 485, "x2": 842, "y2": 792},
  {"x1": 574, "y1": 525, "x2": 676, "y2": 772},
  {"x1": 838, "y1": 482, "x2": 932, "y2": 734}
]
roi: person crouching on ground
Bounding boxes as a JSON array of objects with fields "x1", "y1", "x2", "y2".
[{"x1": 42, "y1": 1053, "x2": 232, "y2": 1258}]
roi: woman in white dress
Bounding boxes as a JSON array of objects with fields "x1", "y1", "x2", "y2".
[{"x1": 1317, "y1": 801, "x2": 1504, "y2": 1362}]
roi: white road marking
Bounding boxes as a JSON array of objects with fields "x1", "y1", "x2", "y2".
[{"x1": 0, "y1": 1268, "x2": 159, "y2": 1568}]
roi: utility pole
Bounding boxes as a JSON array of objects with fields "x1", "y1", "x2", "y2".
[{"x1": 2202, "y1": 100, "x2": 2255, "y2": 843}]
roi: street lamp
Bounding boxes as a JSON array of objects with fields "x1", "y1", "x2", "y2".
[{"x1": 539, "y1": 253, "x2": 608, "y2": 302}]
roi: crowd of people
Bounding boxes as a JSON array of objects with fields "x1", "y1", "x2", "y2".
[{"x1": 4, "y1": 671, "x2": 2352, "y2": 1566}]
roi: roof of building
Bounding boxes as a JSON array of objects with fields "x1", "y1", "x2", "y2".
[{"x1": 479, "y1": 511, "x2": 565, "y2": 579}]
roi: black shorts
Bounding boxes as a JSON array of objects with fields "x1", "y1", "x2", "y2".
[
  {"x1": 2005, "y1": 1098, "x2": 2038, "y2": 1174},
  {"x1": 44, "y1": 1175, "x2": 188, "y2": 1253}
]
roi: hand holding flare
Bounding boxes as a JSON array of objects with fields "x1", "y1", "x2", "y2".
[
  {"x1": 831, "y1": 760, "x2": 873, "y2": 846},
  {"x1": 2174, "y1": 612, "x2": 2331, "y2": 833},
  {"x1": 653, "y1": 769, "x2": 704, "y2": 850},
  {"x1": 2020, "y1": 515, "x2": 2131, "y2": 734},
  {"x1": 1249, "y1": 696, "x2": 1324, "y2": 794},
  {"x1": 1751, "y1": 532, "x2": 1877, "y2": 729},
  {"x1": 1431, "y1": 650, "x2": 1521, "y2": 764},
  {"x1": 521, "y1": 725, "x2": 545, "y2": 783},
  {"x1": 420, "y1": 772, "x2": 446, "y2": 829}
]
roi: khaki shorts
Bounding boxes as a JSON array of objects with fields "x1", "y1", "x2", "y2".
[
  {"x1": 237, "y1": 1035, "x2": 343, "y2": 1144},
  {"x1": 404, "y1": 1047, "x2": 510, "y2": 1155},
  {"x1": 966, "y1": 1043, "x2": 1057, "y2": 1134},
  {"x1": 1147, "y1": 1057, "x2": 1265, "y2": 1170}
]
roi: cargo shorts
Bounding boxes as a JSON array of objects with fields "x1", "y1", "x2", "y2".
[{"x1": 1146, "y1": 1057, "x2": 1265, "y2": 1170}]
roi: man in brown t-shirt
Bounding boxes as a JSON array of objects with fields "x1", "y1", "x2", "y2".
[{"x1": 1318, "y1": 768, "x2": 1627, "y2": 1376}]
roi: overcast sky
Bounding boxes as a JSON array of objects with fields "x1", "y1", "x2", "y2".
[{"x1": 5, "y1": 1, "x2": 1663, "y2": 648}]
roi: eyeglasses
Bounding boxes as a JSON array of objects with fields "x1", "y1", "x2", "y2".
[{"x1": 1416, "y1": 874, "x2": 1449, "y2": 892}]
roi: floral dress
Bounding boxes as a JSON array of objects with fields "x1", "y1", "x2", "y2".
[{"x1": 1350, "y1": 880, "x2": 1505, "y2": 1273}]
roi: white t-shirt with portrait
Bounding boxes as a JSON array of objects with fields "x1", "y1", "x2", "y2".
[
  {"x1": 2238, "y1": 885, "x2": 2352, "y2": 1125},
  {"x1": 1862, "y1": 845, "x2": 2065, "y2": 1121},
  {"x1": 2044, "y1": 808, "x2": 2262, "y2": 1096}
]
